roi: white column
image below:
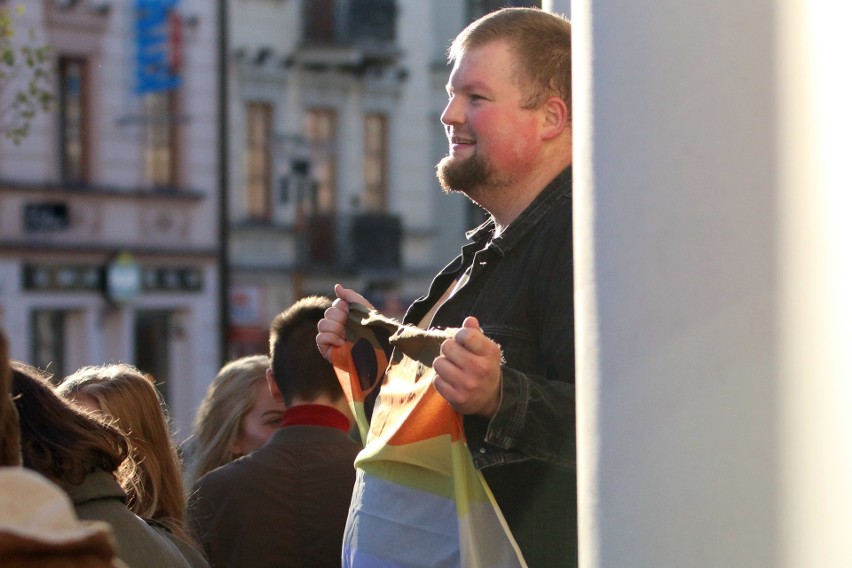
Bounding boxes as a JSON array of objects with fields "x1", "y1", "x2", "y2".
[
  {"x1": 574, "y1": 0, "x2": 852, "y2": 566},
  {"x1": 777, "y1": 1, "x2": 852, "y2": 567}
]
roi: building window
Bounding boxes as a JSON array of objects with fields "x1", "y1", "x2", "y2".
[
  {"x1": 31, "y1": 310, "x2": 65, "y2": 380},
  {"x1": 303, "y1": 0, "x2": 336, "y2": 43},
  {"x1": 134, "y1": 310, "x2": 171, "y2": 404},
  {"x1": 246, "y1": 102, "x2": 272, "y2": 219},
  {"x1": 350, "y1": 0, "x2": 397, "y2": 43},
  {"x1": 364, "y1": 113, "x2": 389, "y2": 211},
  {"x1": 303, "y1": 109, "x2": 337, "y2": 214},
  {"x1": 58, "y1": 57, "x2": 88, "y2": 184},
  {"x1": 144, "y1": 91, "x2": 180, "y2": 188},
  {"x1": 467, "y1": 0, "x2": 541, "y2": 21}
]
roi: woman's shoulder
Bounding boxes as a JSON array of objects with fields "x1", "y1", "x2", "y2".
[
  {"x1": 144, "y1": 520, "x2": 210, "y2": 568},
  {"x1": 71, "y1": 472, "x2": 208, "y2": 568}
]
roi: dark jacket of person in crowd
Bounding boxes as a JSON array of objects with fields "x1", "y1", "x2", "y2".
[{"x1": 188, "y1": 296, "x2": 360, "y2": 568}]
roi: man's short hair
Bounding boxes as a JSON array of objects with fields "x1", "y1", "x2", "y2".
[
  {"x1": 449, "y1": 7, "x2": 571, "y2": 111},
  {"x1": 268, "y1": 296, "x2": 339, "y2": 406}
]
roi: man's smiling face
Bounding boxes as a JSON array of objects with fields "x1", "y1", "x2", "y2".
[{"x1": 436, "y1": 39, "x2": 542, "y2": 202}]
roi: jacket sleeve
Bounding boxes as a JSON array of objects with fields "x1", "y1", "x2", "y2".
[
  {"x1": 473, "y1": 224, "x2": 575, "y2": 471},
  {"x1": 187, "y1": 474, "x2": 242, "y2": 568},
  {"x1": 484, "y1": 363, "x2": 575, "y2": 470}
]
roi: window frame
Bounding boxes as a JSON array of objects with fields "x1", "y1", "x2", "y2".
[
  {"x1": 57, "y1": 56, "x2": 90, "y2": 184},
  {"x1": 245, "y1": 101, "x2": 274, "y2": 220},
  {"x1": 364, "y1": 112, "x2": 389, "y2": 212}
]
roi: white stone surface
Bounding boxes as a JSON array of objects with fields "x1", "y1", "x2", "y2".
[{"x1": 575, "y1": 0, "x2": 852, "y2": 566}]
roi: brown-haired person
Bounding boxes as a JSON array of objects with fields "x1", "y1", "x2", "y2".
[
  {"x1": 10, "y1": 362, "x2": 209, "y2": 568},
  {"x1": 0, "y1": 332, "x2": 124, "y2": 568},
  {"x1": 57, "y1": 364, "x2": 196, "y2": 545},
  {"x1": 317, "y1": 7, "x2": 575, "y2": 567},
  {"x1": 188, "y1": 296, "x2": 361, "y2": 568}
]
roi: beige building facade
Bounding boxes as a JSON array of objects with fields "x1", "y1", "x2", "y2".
[
  {"x1": 0, "y1": 0, "x2": 542, "y2": 437},
  {"x1": 0, "y1": 0, "x2": 221, "y2": 438}
]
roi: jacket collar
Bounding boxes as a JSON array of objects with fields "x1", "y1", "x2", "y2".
[
  {"x1": 280, "y1": 404, "x2": 350, "y2": 433},
  {"x1": 465, "y1": 167, "x2": 572, "y2": 256},
  {"x1": 66, "y1": 470, "x2": 126, "y2": 506}
]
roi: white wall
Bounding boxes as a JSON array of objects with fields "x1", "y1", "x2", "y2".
[
  {"x1": 776, "y1": 1, "x2": 852, "y2": 566},
  {"x1": 575, "y1": 0, "x2": 852, "y2": 566}
]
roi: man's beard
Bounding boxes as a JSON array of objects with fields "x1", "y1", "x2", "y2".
[{"x1": 436, "y1": 150, "x2": 513, "y2": 201}]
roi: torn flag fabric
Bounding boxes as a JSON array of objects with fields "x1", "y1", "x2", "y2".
[{"x1": 331, "y1": 304, "x2": 527, "y2": 568}]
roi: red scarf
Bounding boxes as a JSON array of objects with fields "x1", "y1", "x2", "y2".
[{"x1": 280, "y1": 404, "x2": 350, "y2": 433}]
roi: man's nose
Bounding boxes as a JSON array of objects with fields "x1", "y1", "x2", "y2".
[{"x1": 440, "y1": 96, "x2": 463, "y2": 126}]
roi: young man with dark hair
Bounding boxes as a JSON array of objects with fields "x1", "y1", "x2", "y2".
[{"x1": 189, "y1": 296, "x2": 360, "y2": 568}]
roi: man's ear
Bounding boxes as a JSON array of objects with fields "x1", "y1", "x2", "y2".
[
  {"x1": 540, "y1": 95, "x2": 570, "y2": 141},
  {"x1": 266, "y1": 368, "x2": 284, "y2": 402}
]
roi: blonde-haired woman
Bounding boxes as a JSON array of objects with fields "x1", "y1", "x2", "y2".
[
  {"x1": 184, "y1": 355, "x2": 285, "y2": 487},
  {"x1": 57, "y1": 363, "x2": 193, "y2": 545}
]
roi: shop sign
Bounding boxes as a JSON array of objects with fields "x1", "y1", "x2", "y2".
[
  {"x1": 141, "y1": 267, "x2": 203, "y2": 292},
  {"x1": 23, "y1": 203, "x2": 70, "y2": 233},
  {"x1": 23, "y1": 261, "x2": 205, "y2": 296},
  {"x1": 23, "y1": 265, "x2": 101, "y2": 291},
  {"x1": 230, "y1": 285, "x2": 263, "y2": 325},
  {"x1": 135, "y1": 0, "x2": 183, "y2": 94},
  {"x1": 105, "y1": 252, "x2": 142, "y2": 303}
]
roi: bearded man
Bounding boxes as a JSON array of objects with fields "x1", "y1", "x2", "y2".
[{"x1": 318, "y1": 8, "x2": 575, "y2": 567}]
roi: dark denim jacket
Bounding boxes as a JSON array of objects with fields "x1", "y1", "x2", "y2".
[{"x1": 404, "y1": 167, "x2": 577, "y2": 567}]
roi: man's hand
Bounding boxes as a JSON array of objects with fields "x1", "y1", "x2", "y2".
[
  {"x1": 432, "y1": 316, "x2": 502, "y2": 418},
  {"x1": 316, "y1": 284, "x2": 373, "y2": 362}
]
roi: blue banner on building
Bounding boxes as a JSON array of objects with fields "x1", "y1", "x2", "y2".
[{"x1": 135, "y1": 0, "x2": 182, "y2": 94}]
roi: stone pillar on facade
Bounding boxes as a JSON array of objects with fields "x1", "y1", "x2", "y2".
[
  {"x1": 340, "y1": 82, "x2": 366, "y2": 215},
  {"x1": 573, "y1": 0, "x2": 852, "y2": 566}
]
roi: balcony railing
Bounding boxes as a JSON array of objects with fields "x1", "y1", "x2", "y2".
[
  {"x1": 297, "y1": 211, "x2": 402, "y2": 272},
  {"x1": 302, "y1": 0, "x2": 397, "y2": 46},
  {"x1": 298, "y1": 0, "x2": 399, "y2": 70}
]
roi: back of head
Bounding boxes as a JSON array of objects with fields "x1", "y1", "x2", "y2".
[
  {"x1": 269, "y1": 296, "x2": 338, "y2": 406},
  {"x1": 10, "y1": 362, "x2": 128, "y2": 489},
  {"x1": 0, "y1": 331, "x2": 21, "y2": 466},
  {"x1": 449, "y1": 7, "x2": 571, "y2": 111},
  {"x1": 187, "y1": 354, "x2": 270, "y2": 485},
  {"x1": 58, "y1": 364, "x2": 172, "y2": 449},
  {"x1": 57, "y1": 365, "x2": 185, "y2": 529}
]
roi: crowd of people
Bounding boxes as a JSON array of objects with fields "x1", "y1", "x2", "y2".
[
  {"x1": 0, "y1": 296, "x2": 349, "y2": 568},
  {"x1": 0, "y1": 7, "x2": 574, "y2": 568}
]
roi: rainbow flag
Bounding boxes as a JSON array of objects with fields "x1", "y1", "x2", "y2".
[{"x1": 331, "y1": 304, "x2": 527, "y2": 567}]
